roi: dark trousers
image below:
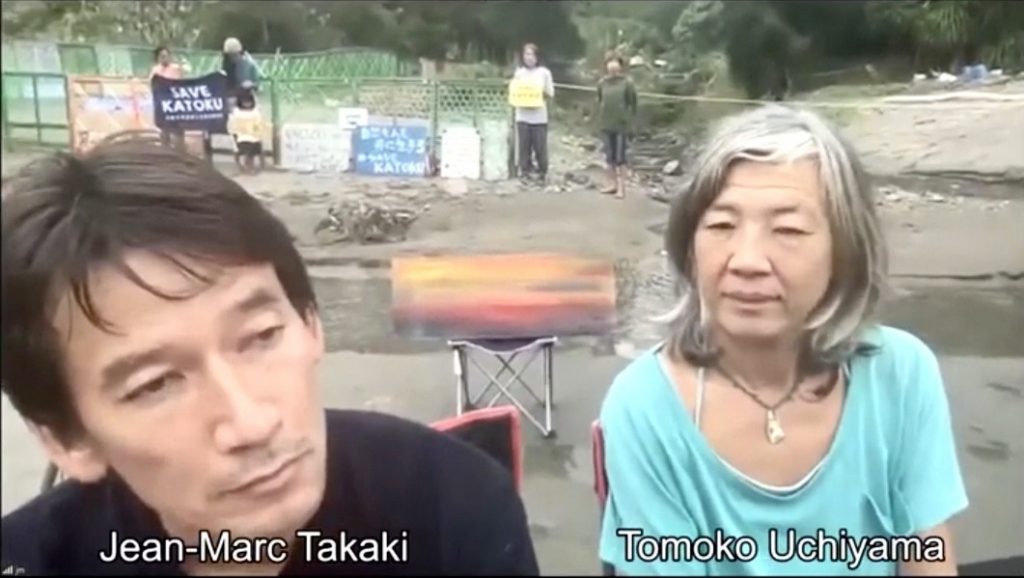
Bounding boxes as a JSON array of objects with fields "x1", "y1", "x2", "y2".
[
  {"x1": 517, "y1": 122, "x2": 548, "y2": 177},
  {"x1": 160, "y1": 127, "x2": 185, "y2": 150}
]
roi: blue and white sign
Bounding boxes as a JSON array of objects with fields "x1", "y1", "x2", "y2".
[{"x1": 354, "y1": 125, "x2": 429, "y2": 177}]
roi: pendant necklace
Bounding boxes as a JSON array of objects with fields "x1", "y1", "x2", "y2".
[{"x1": 715, "y1": 365, "x2": 802, "y2": 445}]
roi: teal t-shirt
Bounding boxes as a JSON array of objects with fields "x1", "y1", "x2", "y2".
[{"x1": 598, "y1": 325, "x2": 968, "y2": 575}]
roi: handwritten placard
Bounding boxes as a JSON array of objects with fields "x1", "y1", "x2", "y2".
[
  {"x1": 440, "y1": 126, "x2": 481, "y2": 180},
  {"x1": 280, "y1": 123, "x2": 352, "y2": 173},
  {"x1": 508, "y1": 77, "x2": 544, "y2": 108},
  {"x1": 338, "y1": 107, "x2": 369, "y2": 130},
  {"x1": 354, "y1": 125, "x2": 429, "y2": 177}
]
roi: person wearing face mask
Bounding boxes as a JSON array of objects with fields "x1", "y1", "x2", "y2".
[
  {"x1": 596, "y1": 105, "x2": 968, "y2": 575},
  {"x1": 511, "y1": 43, "x2": 555, "y2": 185}
]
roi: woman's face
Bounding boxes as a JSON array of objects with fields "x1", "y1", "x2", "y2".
[
  {"x1": 158, "y1": 50, "x2": 171, "y2": 66},
  {"x1": 692, "y1": 160, "x2": 834, "y2": 344},
  {"x1": 523, "y1": 48, "x2": 537, "y2": 68}
]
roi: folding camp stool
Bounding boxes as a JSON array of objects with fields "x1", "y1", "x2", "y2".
[{"x1": 448, "y1": 337, "x2": 557, "y2": 438}]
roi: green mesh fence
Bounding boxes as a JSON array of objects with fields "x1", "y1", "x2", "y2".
[
  {"x1": 1, "y1": 72, "x2": 69, "y2": 148},
  {"x1": 2, "y1": 40, "x2": 407, "y2": 79},
  {"x1": 3, "y1": 46, "x2": 512, "y2": 178},
  {"x1": 271, "y1": 78, "x2": 512, "y2": 179},
  {"x1": 2, "y1": 40, "x2": 412, "y2": 152},
  {"x1": 58, "y1": 44, "x2": 101, "y2": 75}
]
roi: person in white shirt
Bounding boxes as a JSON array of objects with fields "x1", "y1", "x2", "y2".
[{"x1": 511, "y1": 43, "x2": 554, "y2": 185}]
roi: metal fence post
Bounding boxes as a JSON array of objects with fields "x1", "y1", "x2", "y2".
[
  {"x1": 31, "y1": 73, "x2": 42, "y2": 144},
  {"x1": 431, "y1": 80, "x2": 440, "y2": 164},
  {"x1": 270, "y1": 77, "x2": 281, "y2": 166},
  {"x1": 0, "y1": 73, "x2": 12, "y2": 153}
]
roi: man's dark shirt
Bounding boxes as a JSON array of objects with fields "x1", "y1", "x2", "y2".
[{"x1": 1, "y1": 409, "x2": 540, "y2": 575}]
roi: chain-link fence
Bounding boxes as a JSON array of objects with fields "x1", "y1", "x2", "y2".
[
  {"x1": 269, "y1": 77, "x2": 513, "y2": 179},
  {"x1": 1, "y1": 40, "x2": 417, "y2": 152},
  {"x1": 2, "y1": 71, "x2": 515, "y2": 179}
]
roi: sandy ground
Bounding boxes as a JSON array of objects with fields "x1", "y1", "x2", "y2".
[
  {"x1": 834, "y1": 81, "x2": 1024, "y2": 181},
  {"x1": 2, "y1": 81, "x2": 1023, "y2": 573}
]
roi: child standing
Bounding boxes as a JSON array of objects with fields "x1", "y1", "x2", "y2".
[{"x1": 226, "y1": 86, "x2": 265, "y2": 174}]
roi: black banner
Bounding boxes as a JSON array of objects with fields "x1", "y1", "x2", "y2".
[{"x1": 151, "y1": 72, "x2": 229, "y2": 133}]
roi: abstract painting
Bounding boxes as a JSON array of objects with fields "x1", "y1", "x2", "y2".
[{"x1": 391, "y1": 254, "x2": 617, "y2": 340}]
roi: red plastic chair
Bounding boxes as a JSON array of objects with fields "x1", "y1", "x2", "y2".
[
  {"x1": 433, "y1": 406, "x2": 524, "y2": 493},
  {"x1": 591, "y1": 420, "x2": 609, "y2": 509},
  {"x1": 591, "y1": 420, "x2": 616, "y2": 576}
]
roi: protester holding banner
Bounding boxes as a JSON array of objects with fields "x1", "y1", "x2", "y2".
[
  {"x1": 509, "y1": 43, "x2": 554, "y2": 185},
  {"x1": 150, "y1": 46, "x2": 187, "y2": 150},
  {"x1": 150, "y1": 46, "x2": 187, "y2": 80},
  {"x1": 221, "y1": 37, "x2": 264, "y2": 101},
  {"x1": 595, "y1": 53, "x2": 638, "y2": 199}
]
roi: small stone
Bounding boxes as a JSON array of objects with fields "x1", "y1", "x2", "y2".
[
  {"x1": 662, "y1": 160, "x2": 682, "y2": 176},
  {"x1": 443, "y1": 178, "x2": 469, "y2": 197},
  {"x1": 564, "y1": 172, "x2": 590, "y2": 186}
]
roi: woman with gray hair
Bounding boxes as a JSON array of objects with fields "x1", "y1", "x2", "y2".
[{"x1": 597, "y1": 105, "x2": 967, "y2": 575}]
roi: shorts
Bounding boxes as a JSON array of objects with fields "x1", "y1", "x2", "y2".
[
  {"x1": 236, "y1": 141, "x2": 262, "y2": 156},
  {"x1": 602, "y1": 130, "x2": 628, "y2": 166}
]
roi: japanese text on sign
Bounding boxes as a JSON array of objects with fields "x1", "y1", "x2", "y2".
[
  {"x1": 280, "y1": 123, "x2": 352, "y2": 174},
  {"x1": 354, "y1": 125, "x2": 429, "y2": 177},
  {"x1": 508, "y1": 77, "x2": 545, "y2": 108}
]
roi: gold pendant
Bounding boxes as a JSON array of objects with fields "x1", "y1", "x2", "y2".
[{"x1": 766, "y1": 410, "x2": 785, "y2": 445}]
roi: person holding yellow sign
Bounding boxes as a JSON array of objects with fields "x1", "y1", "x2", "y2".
[{"x1": 509, "y1": 43, "x2": 554, "y2": 185}]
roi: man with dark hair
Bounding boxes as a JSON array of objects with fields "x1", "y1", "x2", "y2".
[{"x1": 0, "y1": 134, "x2": 540, "y2": 576}]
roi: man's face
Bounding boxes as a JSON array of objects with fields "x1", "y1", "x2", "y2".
[
  {"x1": 158, "y1": 49, "x2": 171, "y2": 66},
  {"x1": 48, "y1": 251, "x2": 327, "y2": 541}
]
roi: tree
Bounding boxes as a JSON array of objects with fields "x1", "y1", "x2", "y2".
[
  {"x1": 5, "y1": 0, "x2": 210, "y2": 47},
  {"x1": 865, "y1": 0, "x2": 1024, "y2": 70},
  {"x1": 200, "y1": 0, "x2": 314, "y2": 53}
]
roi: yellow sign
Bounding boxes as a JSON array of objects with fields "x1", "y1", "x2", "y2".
[{"x1": 508, "y1": 78, "x2": 545, "y2": 108}]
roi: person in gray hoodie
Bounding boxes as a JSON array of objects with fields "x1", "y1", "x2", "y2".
[{"x1": 511, "y1": 43, "x2": 554, "y2": 185}]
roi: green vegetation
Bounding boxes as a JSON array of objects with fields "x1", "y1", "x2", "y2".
[{"x1": 4, "y1": 0, "x2": 1021, "y2": 100}]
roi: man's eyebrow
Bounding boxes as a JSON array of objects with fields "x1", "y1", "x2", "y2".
[
  {"x1": 229, "y1": 287, "x2": 284, "y2": 316},
  {"x1": 98, "y1": 289, "x2": 283, "y2": 392},
  {"x1": 100, "y1": 347, "x2": 174, "y2": 393}
]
